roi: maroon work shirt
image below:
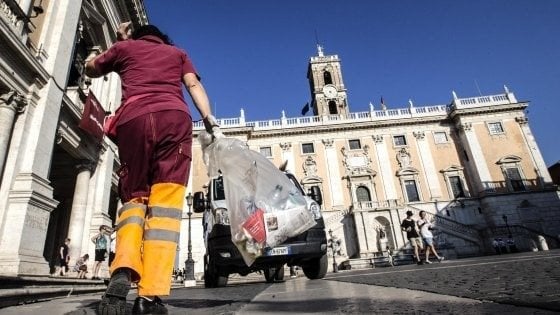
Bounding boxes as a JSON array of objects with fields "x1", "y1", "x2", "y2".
[{"x1": 94, "y1": 35, "x2": 197, "y2": 126}]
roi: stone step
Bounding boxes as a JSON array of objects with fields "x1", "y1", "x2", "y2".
[{"x1": 0, "y1": 276, "x2": 106, "y2": 308}]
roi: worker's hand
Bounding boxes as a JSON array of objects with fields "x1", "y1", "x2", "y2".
[
  {"x1": 203, "y1": 115, "x2": 224, "y2": 139},
  {"x1": 117, "y1": 22, "x2": 132, "y2": 41}
]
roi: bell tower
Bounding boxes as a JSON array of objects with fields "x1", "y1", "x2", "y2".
[{"x1": 307, "y1": 45, "x2": 349, "y2": 117}]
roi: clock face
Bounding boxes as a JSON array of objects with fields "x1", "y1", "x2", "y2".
[{"x1": 322, "y1": 85, "x2": 337, "y2": 99}]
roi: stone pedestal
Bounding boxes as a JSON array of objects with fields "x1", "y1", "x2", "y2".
[{"x1": 0, "y1": 173, "x2": 58, "y2": 275}]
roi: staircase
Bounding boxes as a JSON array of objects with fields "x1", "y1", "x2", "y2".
[
  {"x1": 405, "y1": 205, "x2": 483, "y2": 246},
  {"x1": 0, "y1": 276, "x2": 106, "y2": 308}
]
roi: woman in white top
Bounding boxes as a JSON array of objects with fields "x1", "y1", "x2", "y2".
[{"x1": 417, "y1": 211, "x2": 444, "y2": 264}]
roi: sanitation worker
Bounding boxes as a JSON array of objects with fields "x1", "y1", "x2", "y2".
[{"x1": 86, "y1": 22, "x2": 221, "y2": 314}]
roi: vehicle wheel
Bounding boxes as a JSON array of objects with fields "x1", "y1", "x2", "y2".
[
  {"x1": 204, "y1": 254, "x2": 228, "y2": 288},
  {"x1": 264, "y1": 265, "x2": 284, "y2": 283},
  {"x1": 302, "y1": 254, "x2": 328, "y2": 280}
]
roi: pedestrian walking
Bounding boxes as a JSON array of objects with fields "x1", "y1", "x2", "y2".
[
  {"x1": 86, "y1": 22, "x2": 220, "y2": 315},
  {"x1": 55, "y1": 238, "x2": 71, "y2": 276},
  {"x1": 418, "y1": 211, "x2": 444, "y2": 264},
  {"x1": 74, "y1": 254, "x2": 90, "y2": 279},
  {"x1": 401, "y1": 211, "x2": 424, "y2": 264},
  {"x1": 91, "y1": 226, "x2": 108, "y2": 280}
]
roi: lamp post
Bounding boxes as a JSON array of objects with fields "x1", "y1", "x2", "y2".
[
  {"x1": 184, "y1": 193, "x2": 196, "y2": 286},
  {"x1": 328, "y1": 229, "x2": 338, "y2": 273},
  {"x1": 502, "y1": 214, "x2": 512, "y2": 238}
]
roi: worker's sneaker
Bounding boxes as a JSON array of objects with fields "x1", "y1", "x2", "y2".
[
  {"x1": 425, "y1": 260, "x2": 433, "y2": 264},
  {"x1": 438, "y1": 256, "x2": 445, "y2": 262},
  {"x1": 132, "y1": 296, "x2": 168, "y2": 314},
  {"x1": 98, "y1": 268, "x2": 131, "y2": 315}
]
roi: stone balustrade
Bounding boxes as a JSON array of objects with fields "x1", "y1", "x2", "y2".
[{"x1": 193, "y1": 92, "x2": 514, "y2": 131}]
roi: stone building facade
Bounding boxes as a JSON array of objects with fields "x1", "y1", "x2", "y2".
[
  {"x1": 190, "y1": 46, "x2": 560, "y2": 267},
  {"x1": 0, "y1": 0, "x2": 558, "y2": 278},
  {"x1": 0, "y1": 0, "x2": 147, "y2": 276}
]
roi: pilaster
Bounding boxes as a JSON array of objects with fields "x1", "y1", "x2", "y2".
[
  {"x1": 456, "y1": 121, "x2": 492, "y2": 193},
  {"x1": 322, "y1": 138, "x2": 344, "y2": 208},
  {"x1": 515, "y1": 116, "x2": 553, "y2": 185},
  {"x1": 372, "y1": 135, "x2": 397, "y2": 199},
  {"x1": 413, "y1": 131, "x2": 442, "y2": 200},
  {"x1": 279, "y1": 142, "x2": 294, "y2": 173}
]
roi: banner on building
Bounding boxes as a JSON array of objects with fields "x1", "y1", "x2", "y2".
[{"x1": 79, "y1": 91, "x2": 105, "y2": 142}]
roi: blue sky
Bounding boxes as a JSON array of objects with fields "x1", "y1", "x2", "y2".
[{"x1": 144, "y1": 0, "x2": 560, "y2": 166}]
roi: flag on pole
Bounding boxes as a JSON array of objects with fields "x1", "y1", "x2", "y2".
[{"x1": 301, "y1": 102, "x2": 310, "y2": 115}]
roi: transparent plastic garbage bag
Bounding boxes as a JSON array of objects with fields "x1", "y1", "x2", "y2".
[{"x1": 199, "y1": 131, "x2": 316, "y2": 266}]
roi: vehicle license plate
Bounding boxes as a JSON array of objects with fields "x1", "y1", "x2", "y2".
[{"x1": 266, "y1": 246, "x2": 289, "y2": 256}]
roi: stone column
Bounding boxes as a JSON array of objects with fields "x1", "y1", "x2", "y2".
[
  {"x1": 413, "y1": 131, "x2": 442, "y2": 200},
  {"x1": 322, "y1": 139, "x2": 344, "y2": 208},
  {"x1": 456, "y1": 122, "x2": 492, "y2": 193},
  {"x1": 0, "y1": 91, "x2": 27, "y2": 178},
  {"x1": 67, "y1": 161, "x2": 94, "y2": 262},
  {"x1": 373, "y1": 135, "x2": 397, "y2": 200}
]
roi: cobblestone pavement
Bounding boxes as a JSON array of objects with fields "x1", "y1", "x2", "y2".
[
  {"x1": 325, "y1": 249, "x2": 560, "y2": 313},
  {"x1": 1, "y1": 250, "x2": 558, "y2": 314}
]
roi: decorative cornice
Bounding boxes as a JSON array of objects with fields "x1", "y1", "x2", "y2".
[
  {"x1": 456, "y1": 122, "x2": 472, "y2": 132},
  {"x1": 322, "y1": 138, "x2": 334, "y2": 148},
  {"x1": 413, "y1": 131, "x2": 426, "y2": 140},
  {"x1": 279, "y1": 142, "x2": 292, "y2": 152},
  {"x1": 0, "y1": 90, "x2": 28, "y2": 114},
  {"x1": 76, "y1": 159, "x2": 96, "y2": 173},
  {"x1": 372, "y1": 135, "x2": 384, "y2": 144},
  {"x1": 515, "y1": 116, "x2": 529, "y2": 125}
]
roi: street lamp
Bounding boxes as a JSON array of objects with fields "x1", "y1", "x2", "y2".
[
  {"x1": 184, "y1": 193, "x2": 195, "y2": 286},
  {"x1": 502, "y1": 214, "x2": 512, "y2": 238},
  {"x1": 328, "y1": 229, "x2": 339, "y2": 273}
]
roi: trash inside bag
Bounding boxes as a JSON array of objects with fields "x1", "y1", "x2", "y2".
[{"x1": 199, "y1": 131, "x2": 316, "y2": 266}]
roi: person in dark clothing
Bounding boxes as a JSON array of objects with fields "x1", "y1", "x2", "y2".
[
  {"x1": 401, "y1": 211, "x2": 424, "y2": 264},
  {"x1": 56, "y1": 238, "x2": 71, "y2": 276}
]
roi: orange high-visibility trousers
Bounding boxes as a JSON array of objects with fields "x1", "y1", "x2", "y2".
[
  {"x1": 110, "y1": 197, "x2": 147, "y2": 281},
  {"x1": 110, "y1": 183, "x2": 185, "y2": 296},
  {"x1": 138, "y1": 182, "x2": 184, "y2": 296}
]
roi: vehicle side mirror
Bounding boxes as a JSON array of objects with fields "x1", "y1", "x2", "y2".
[
  {"x1": 309, "y1": 186, "x2": 323, "y2": 206},
  {"x1": 193, "y1": 191, "x2": 206, "y2": 213}
]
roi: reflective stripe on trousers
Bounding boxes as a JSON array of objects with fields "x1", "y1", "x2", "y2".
[
  {"x1": 138, "y1": 182, "x2": 185, "y2": 296},
  {"x1": 110, "y1": 198, "x2": 147, "y2": 280}
]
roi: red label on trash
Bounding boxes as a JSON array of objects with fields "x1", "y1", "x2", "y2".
[{"x1": 242, "y1": 209, "x2": 266, "y2": 243}]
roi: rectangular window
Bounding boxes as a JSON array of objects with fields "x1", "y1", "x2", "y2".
[
  {"x1": 505, "y1": 167, "x2": 525, "y2": 191},
  {"x1": 393, "y1": 135, "x2": 407, "y2": 146},
  {"x1": 434, "y1": 132, "x2": 448, "y2": 144},
  {"x1": 301, "y1": 143, "x2": 315, "y2": 154},
  {"x1": 349, "y1": 139, "x2": 361, "y2": 150},
  {"x1": 449, "y1": 176, "x2": 465, "y2": 198},
  {"x1": 488, "y1": 122, "x2": 505, "y2": 134},
  {"x1": 404, "y1": 180, "x2": 420, "y2": 202},
  {"x1": 259, "y1": 146, "x2": 272, "y2": 157}
]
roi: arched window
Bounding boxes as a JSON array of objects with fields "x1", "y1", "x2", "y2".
[
  {"x1": 323, "y1": 71, "x2": 333, "y2": 85},
  {"x1": 356, "y1": 186, "x2": 371, "y2": 202},
  {"x1": 328, "y1": 101, "x2": 338, "y2": 115}
]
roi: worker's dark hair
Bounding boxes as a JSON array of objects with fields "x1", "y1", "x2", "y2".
[{"x1": 131, "y1": 25, "x2": 173, "y2": 45}]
